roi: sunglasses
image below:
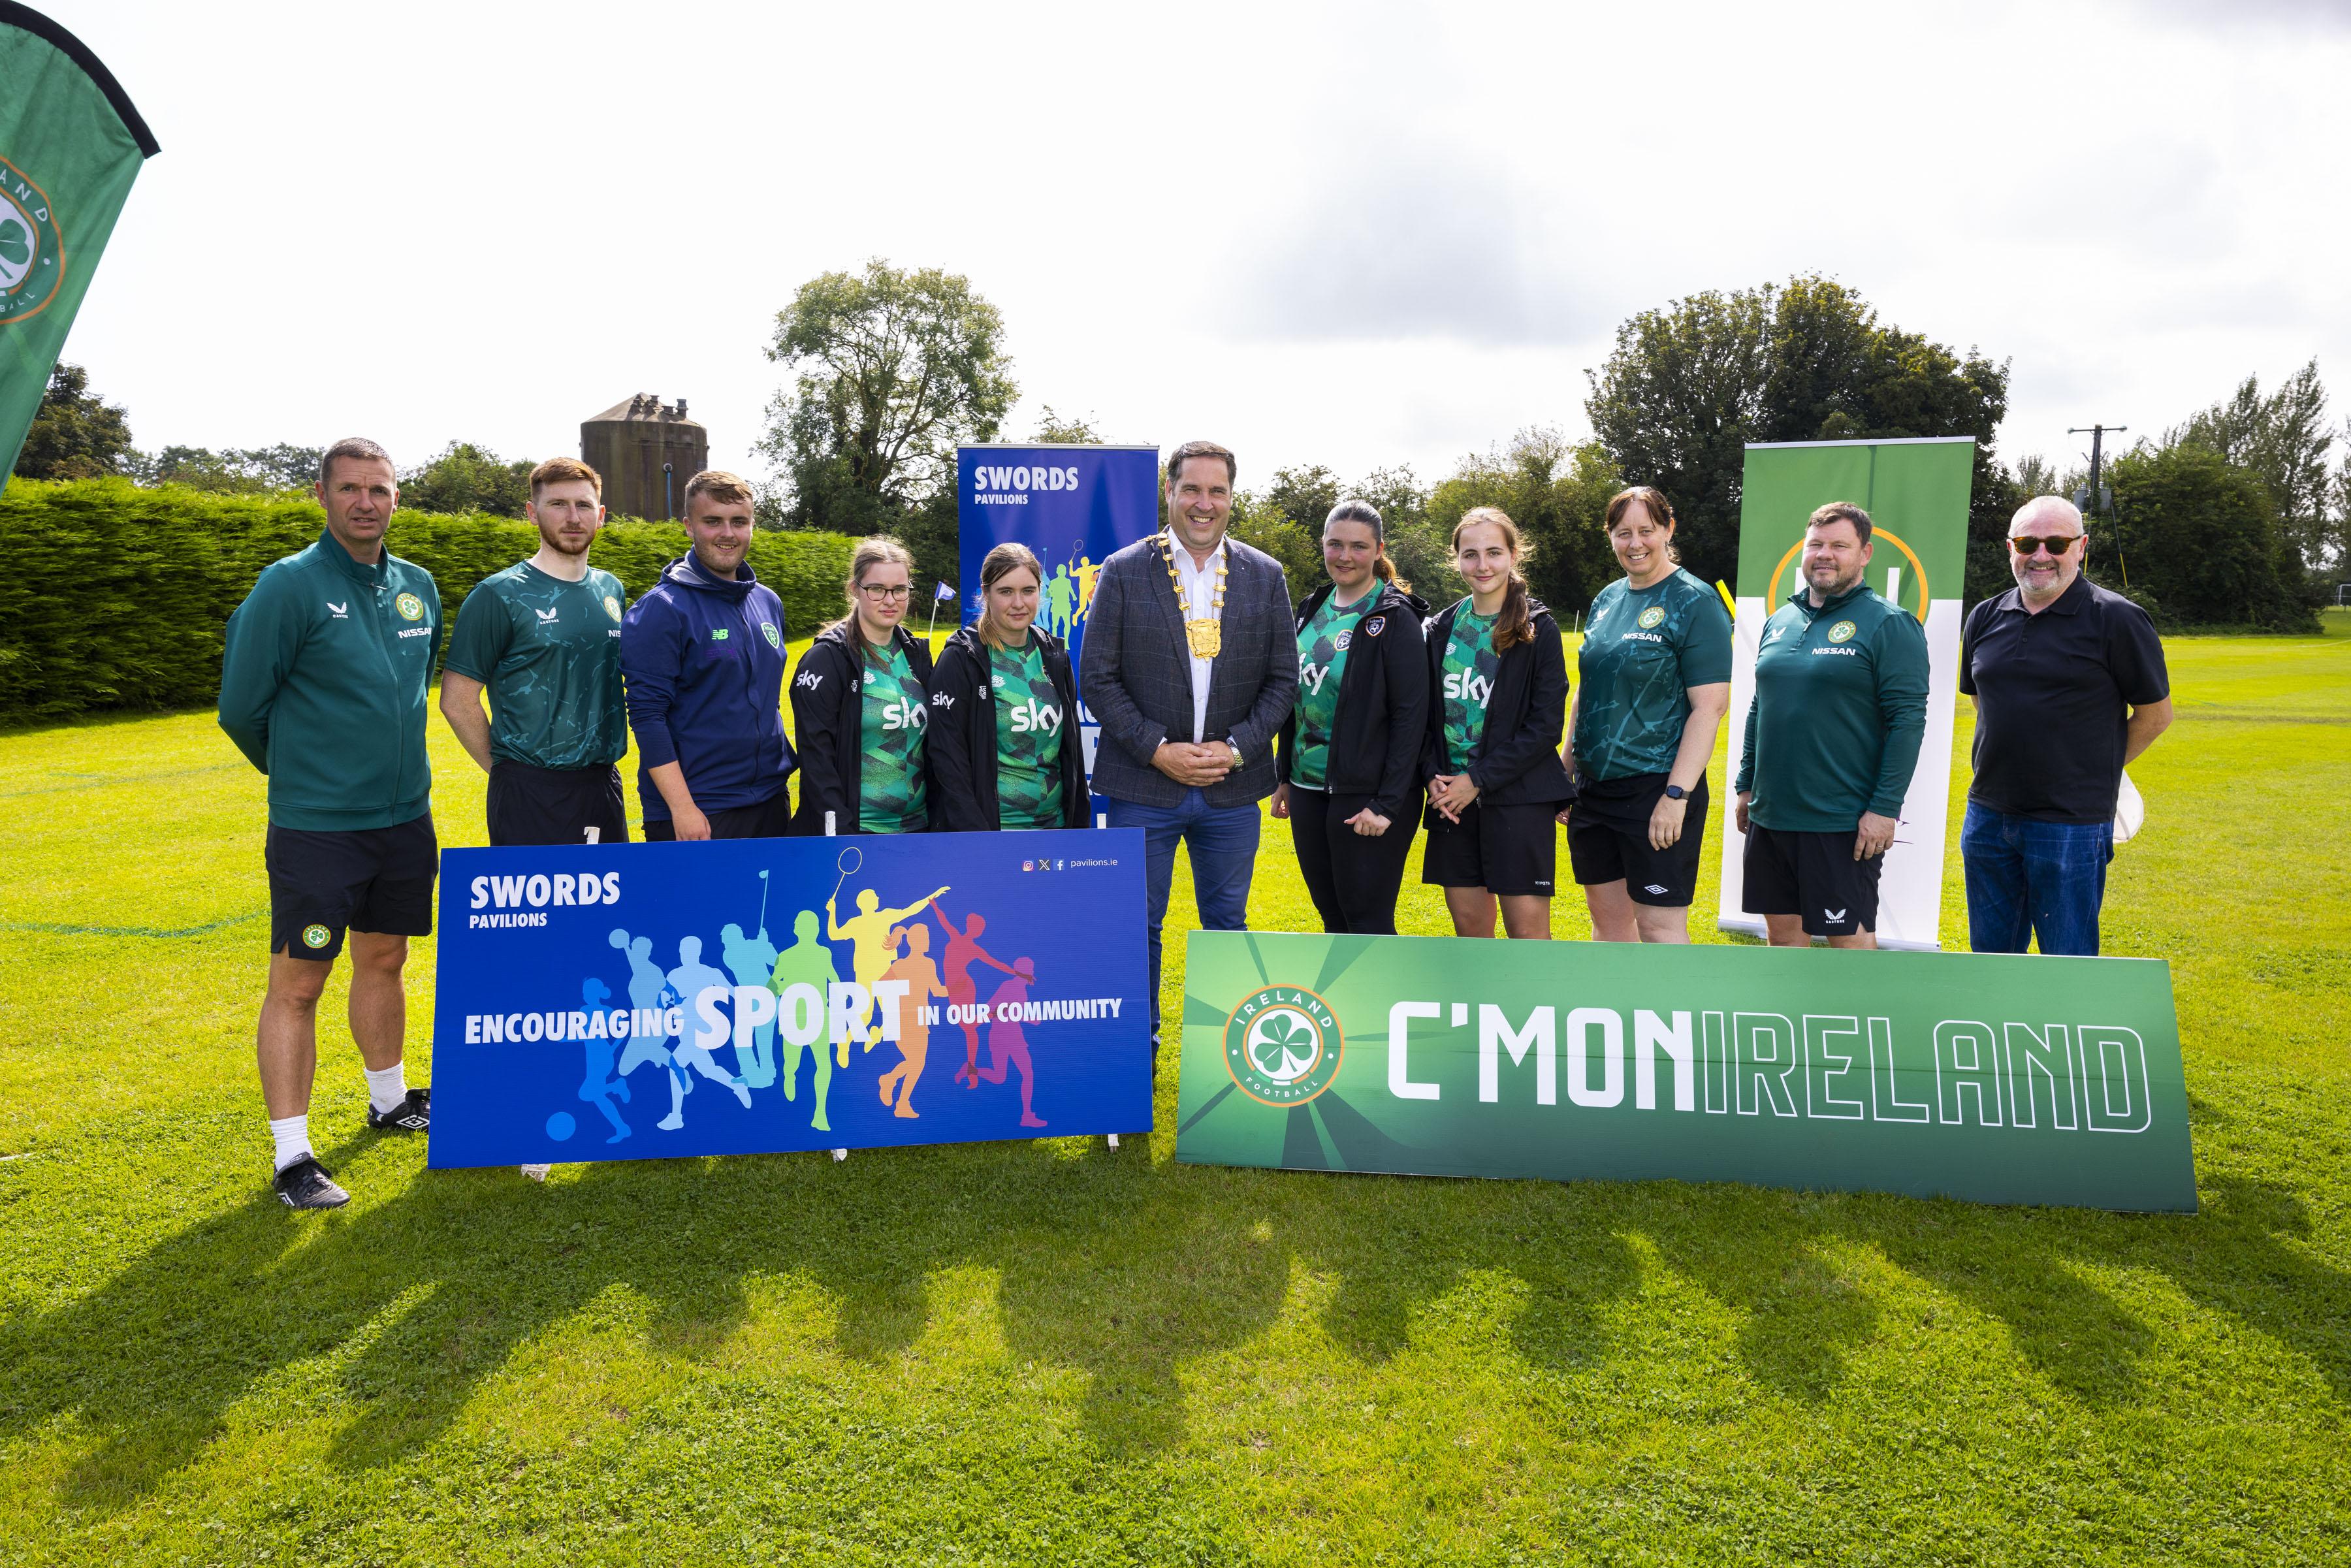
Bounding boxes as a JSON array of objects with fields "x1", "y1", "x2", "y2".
[{"x1": 2008, "y1": 534, "x2": 2081, "y2": 556}]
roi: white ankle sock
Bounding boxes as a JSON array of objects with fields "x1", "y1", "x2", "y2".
[
  {"x1": 269, "y1": 1114, "x2": 312, "y2": 1172},
  {"x1": 364, "y1": 1063, "x2": 408, "y2": 1114}
]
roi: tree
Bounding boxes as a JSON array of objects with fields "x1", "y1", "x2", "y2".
[
  {"x1": 2105, "y1": 443, "x2": 2313, "y2": 630},
  {"x1": 12, "y1": 363, "x2": 133, "y2": 480},
  {"x1": 1030, "y1": 405, "x2": 1102, "y2": 444},
  {"x1": 398, "y1": 442, "x2": 533, "y2": 518},
  {"x1": 1586, "y1": 276, "x2": 2009, "y2": 590},
  {"x1": 2169, "y1": 360, "x2": 2338, "y2": 573},
  {"x1": 133, "y1": 443, "x2": 321, "y2": 494},
  {"x1": 760, "y1": 261, "x2": 1017, "y2": 583}
]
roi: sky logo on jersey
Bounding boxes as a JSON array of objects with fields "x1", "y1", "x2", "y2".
[
  {"x1": 794, "y1": 671, "x2": 823, "y2": 691},
  {"x1": 1299, "y1": 662, "x2": 1330, "y2": 696},
  {"x1": 1008, "y1": 697, "x2": 1061, "y2": 734},
  {"x1": 880, "y1": 697, "x2": 927, "y2": 731},
  {"x1": 1443, "y1": 670, "x2": 1492, "y2": 705},
  {"x1": 396, "y1": 592, "x2": 426, "y2": 622}
]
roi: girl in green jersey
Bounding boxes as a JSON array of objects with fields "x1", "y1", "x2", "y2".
[
  {"x1": 789, "y1": 537, "x2": 940, "y2": 835},
  {"x1": 928, "y1": 543, "x2": 1089, "y2": 832}
]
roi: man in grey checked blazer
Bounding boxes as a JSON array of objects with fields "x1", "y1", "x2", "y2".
[{"x1": 1081, "y1": 441, "x2": 1298, "y2": 1055}]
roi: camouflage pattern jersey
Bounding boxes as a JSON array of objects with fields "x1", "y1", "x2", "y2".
[
  {"x1": 990, "y1": 638, "x2": 1066, "y2": 829},
  {"x1": 442, "y1": 562, "x2": 628, "y2": 770},
  {"x1": 1290, "y1": 588, "x2": 1374, "y2": 789},
  {"x1": 857, "y1": 640, "x2": 931, "y2": 833},
  {"x1": 1439, "y1": 603, "x2": 1499, "y2": 773}
]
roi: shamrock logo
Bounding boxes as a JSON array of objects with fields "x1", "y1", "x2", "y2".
[
  {"x1": 0, "y1": 218, "x2": 28, "y2": 268},
  {"x1": 1246, "y1": 1009, "x2": 1322, "y2": 1084}
]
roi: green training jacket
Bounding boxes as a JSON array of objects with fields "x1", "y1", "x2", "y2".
[
  {"x1": 218, "y1": 528, "x2": 444, "y2": 831},
  {"x1": 1734, "y1": 582, "x2": 1928, "y2": 833}
]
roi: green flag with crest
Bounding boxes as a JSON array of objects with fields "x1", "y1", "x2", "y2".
[{"x1": 0, "y1": 3, "x2": 158, "y2": 486}]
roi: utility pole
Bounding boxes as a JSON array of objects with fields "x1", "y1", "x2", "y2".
[
  {"x1": 2067, "y1": 424, "x2": 2125, "y2": 519},
  {"x1": 2068, "y1": 423, "x2": 2129, "y2": 588}
]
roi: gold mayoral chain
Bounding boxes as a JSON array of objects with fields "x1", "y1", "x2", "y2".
[{"x1": 1162, "y1": 534, "x2": 1228, "y2": 659}]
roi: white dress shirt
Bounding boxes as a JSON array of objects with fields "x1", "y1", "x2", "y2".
[{"x1": 1168, "y1": 530, "x2": 1227, "y2": 745}]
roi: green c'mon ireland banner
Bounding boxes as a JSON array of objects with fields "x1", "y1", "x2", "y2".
[
  {"x1": 1175, "y1": 931, "x2": 2196, "y2": 1213},
  {"x1": 0, "y1": 4, "x2": 159, "y2": 483}
]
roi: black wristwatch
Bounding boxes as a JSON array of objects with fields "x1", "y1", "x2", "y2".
[{"x1": 1663, "y1": 784, "x2": 1688, "y2": 801}]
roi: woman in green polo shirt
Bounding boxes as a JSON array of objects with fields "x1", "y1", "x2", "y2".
[
  {"x1": 928, "y1": 543, "x2": 1089, "y2": 832},
  {"x1": 1560, "y1": 486, "x2": 1732, "y2": 941},
  {"x1": 789, "y1": 537, "x2": 940, "y2": 835}
]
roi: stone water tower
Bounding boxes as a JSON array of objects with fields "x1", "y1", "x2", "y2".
[{"x1": 581, "y1": 394, "x2": 708, "y2": 520}]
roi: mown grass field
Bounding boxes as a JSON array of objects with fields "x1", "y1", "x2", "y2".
[{"x1": 2, "y1": 616, "x2": 2346, "y2": 1566}]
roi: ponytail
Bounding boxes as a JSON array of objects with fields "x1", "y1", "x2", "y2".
[{"x1": 1454, "y1": 505, "x2": 1534, "y2": 650}]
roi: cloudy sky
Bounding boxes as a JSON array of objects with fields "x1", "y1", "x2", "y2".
[{"x1": 40, "y1": 0, "x2": 2351, "y2": 493}]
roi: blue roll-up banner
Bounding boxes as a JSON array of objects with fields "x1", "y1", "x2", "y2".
[
  {"x1": 957, "y1": 444, "x2": 1161, "y2": 793},
  {"x1": 427, "y1": 831, "x2": 1153, "y2": 1168}
]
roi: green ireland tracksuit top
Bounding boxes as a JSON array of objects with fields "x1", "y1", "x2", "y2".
[
  {"x1": 217, "y1": 528, "x2": 445, "y2": 831},
  {"x1": 1734, "y1": 582, "x2": 1928, "y2": 833}
]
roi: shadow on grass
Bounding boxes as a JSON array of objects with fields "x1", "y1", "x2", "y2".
[{"x1": 4, "y1": 1134, "x2": 2345, "y2": 1514}]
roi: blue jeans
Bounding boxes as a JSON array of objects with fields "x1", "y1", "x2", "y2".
[
  {"x1": 1962, "y1": 801, "x2": 2114, "y2": 956},
  {"x1": 1108, "y1": 789, "x2": 1262, "y2": 1041}
]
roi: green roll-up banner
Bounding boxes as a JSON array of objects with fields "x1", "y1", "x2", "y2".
[
  {"x1": 1174, "y1": 931, "x2": 2196, "y2": 1212},
  {"x1": 1723, "y1": 438, "x2": 1974, "y2": 948},
  {"x1": 0, "y1": 3, "x2": 159, "y2": 483}
]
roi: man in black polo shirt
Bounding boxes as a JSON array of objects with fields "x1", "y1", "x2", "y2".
[{"x1": 1959, "y1": 496, "x2": 2172, "y2": 955}]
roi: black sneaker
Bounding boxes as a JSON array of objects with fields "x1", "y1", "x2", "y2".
[
  {"x1": 366, "y1": 1086, "x2": 431, "y2": 1133},
  {"x1": 274, "y1": 1156, "x2": 349, "y2": 1209}
]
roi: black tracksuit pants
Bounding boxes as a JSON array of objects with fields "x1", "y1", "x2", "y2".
[{"x1": 1289, "y1": 787, "x2": 1418, "y2": 935}]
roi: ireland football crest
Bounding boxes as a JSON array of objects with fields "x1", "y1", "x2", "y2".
[
  {"x1": 1223, "y1": 985, "x2": 1343, "y2": 1107},
  {"x1": 0, "y1": 157, "x2": 61, "y2": 325}
]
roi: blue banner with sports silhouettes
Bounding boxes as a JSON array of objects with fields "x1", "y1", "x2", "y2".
[
  {"x1": 957, "y1": 443, "x2": 1161, "y2": 795},
  {"x1": 428, "y1": 830, "x2": 1153, "y2": 1166}
]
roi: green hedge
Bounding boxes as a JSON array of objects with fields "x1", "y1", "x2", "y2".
[{"x1": 0, "y1": 479, "x2": 860, "y2": 721}]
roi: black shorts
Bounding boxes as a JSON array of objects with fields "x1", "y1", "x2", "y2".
[
  {"x1": 1567, "y1": 773, "x2": 1710, "y2": 906},
  {"x1": 643, "y1": 790, "x2": 792, "y2": 842},
  {"x1": 488, "y1": 760, "x2": 630, "y2": 847},
  {"x1": 1742, "y1": 822, "x2": 1883, "y2": 937},
  {"x1": 1420, "y1": 799, "x2": 1561, "y2": 896},
  {"x1": 266, "y1": 814, "x2": 438, "y2": 961}
]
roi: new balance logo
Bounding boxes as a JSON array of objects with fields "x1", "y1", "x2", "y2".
[{"x1": 794, "y1": 671, "x2": 824, "y2": 692}]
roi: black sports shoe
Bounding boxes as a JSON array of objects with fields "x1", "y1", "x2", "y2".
[
  {"x1": 366, "y1": 1085, "x2": 431, "y2": 1133},
  {"x1": 274, "y1": 1156, "x2": 349, "y2": 1209}
]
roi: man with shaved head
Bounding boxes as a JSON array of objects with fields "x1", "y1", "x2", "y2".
[{"x1": 1957, "y1": 495, "x2": 2172, "y2": 955}]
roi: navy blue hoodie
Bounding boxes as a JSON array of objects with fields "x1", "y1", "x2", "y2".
[{"x1": 619, "y1": 553, "x2": 795, "y2": 820}]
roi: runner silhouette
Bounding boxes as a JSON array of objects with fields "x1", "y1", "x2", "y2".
[
  {"x1": 929, "y1": 897, "x2": 1017, "y2": 1088},
  {"x1": 609, "y1": 929, "x2": 684, "y2": 1128},
  {"x1": 767, "y1": 910, "x2": 840, "y2": 1133},
  {"x1": 874, "y1": 923, "x2": 950, "y2": 1118},
  {"x1": 662, "y1": 935, "x2": 752, "y2": 1131},
  {"x1": 718, "y1": 920, "x2": 780, "y2": 1088},
  {"x1": 577, "y1": 975, "x2": 632, "y2": 1144},
  {"x1": 978, "y1": 957, "x2": 1047, "y2": 1128}
]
